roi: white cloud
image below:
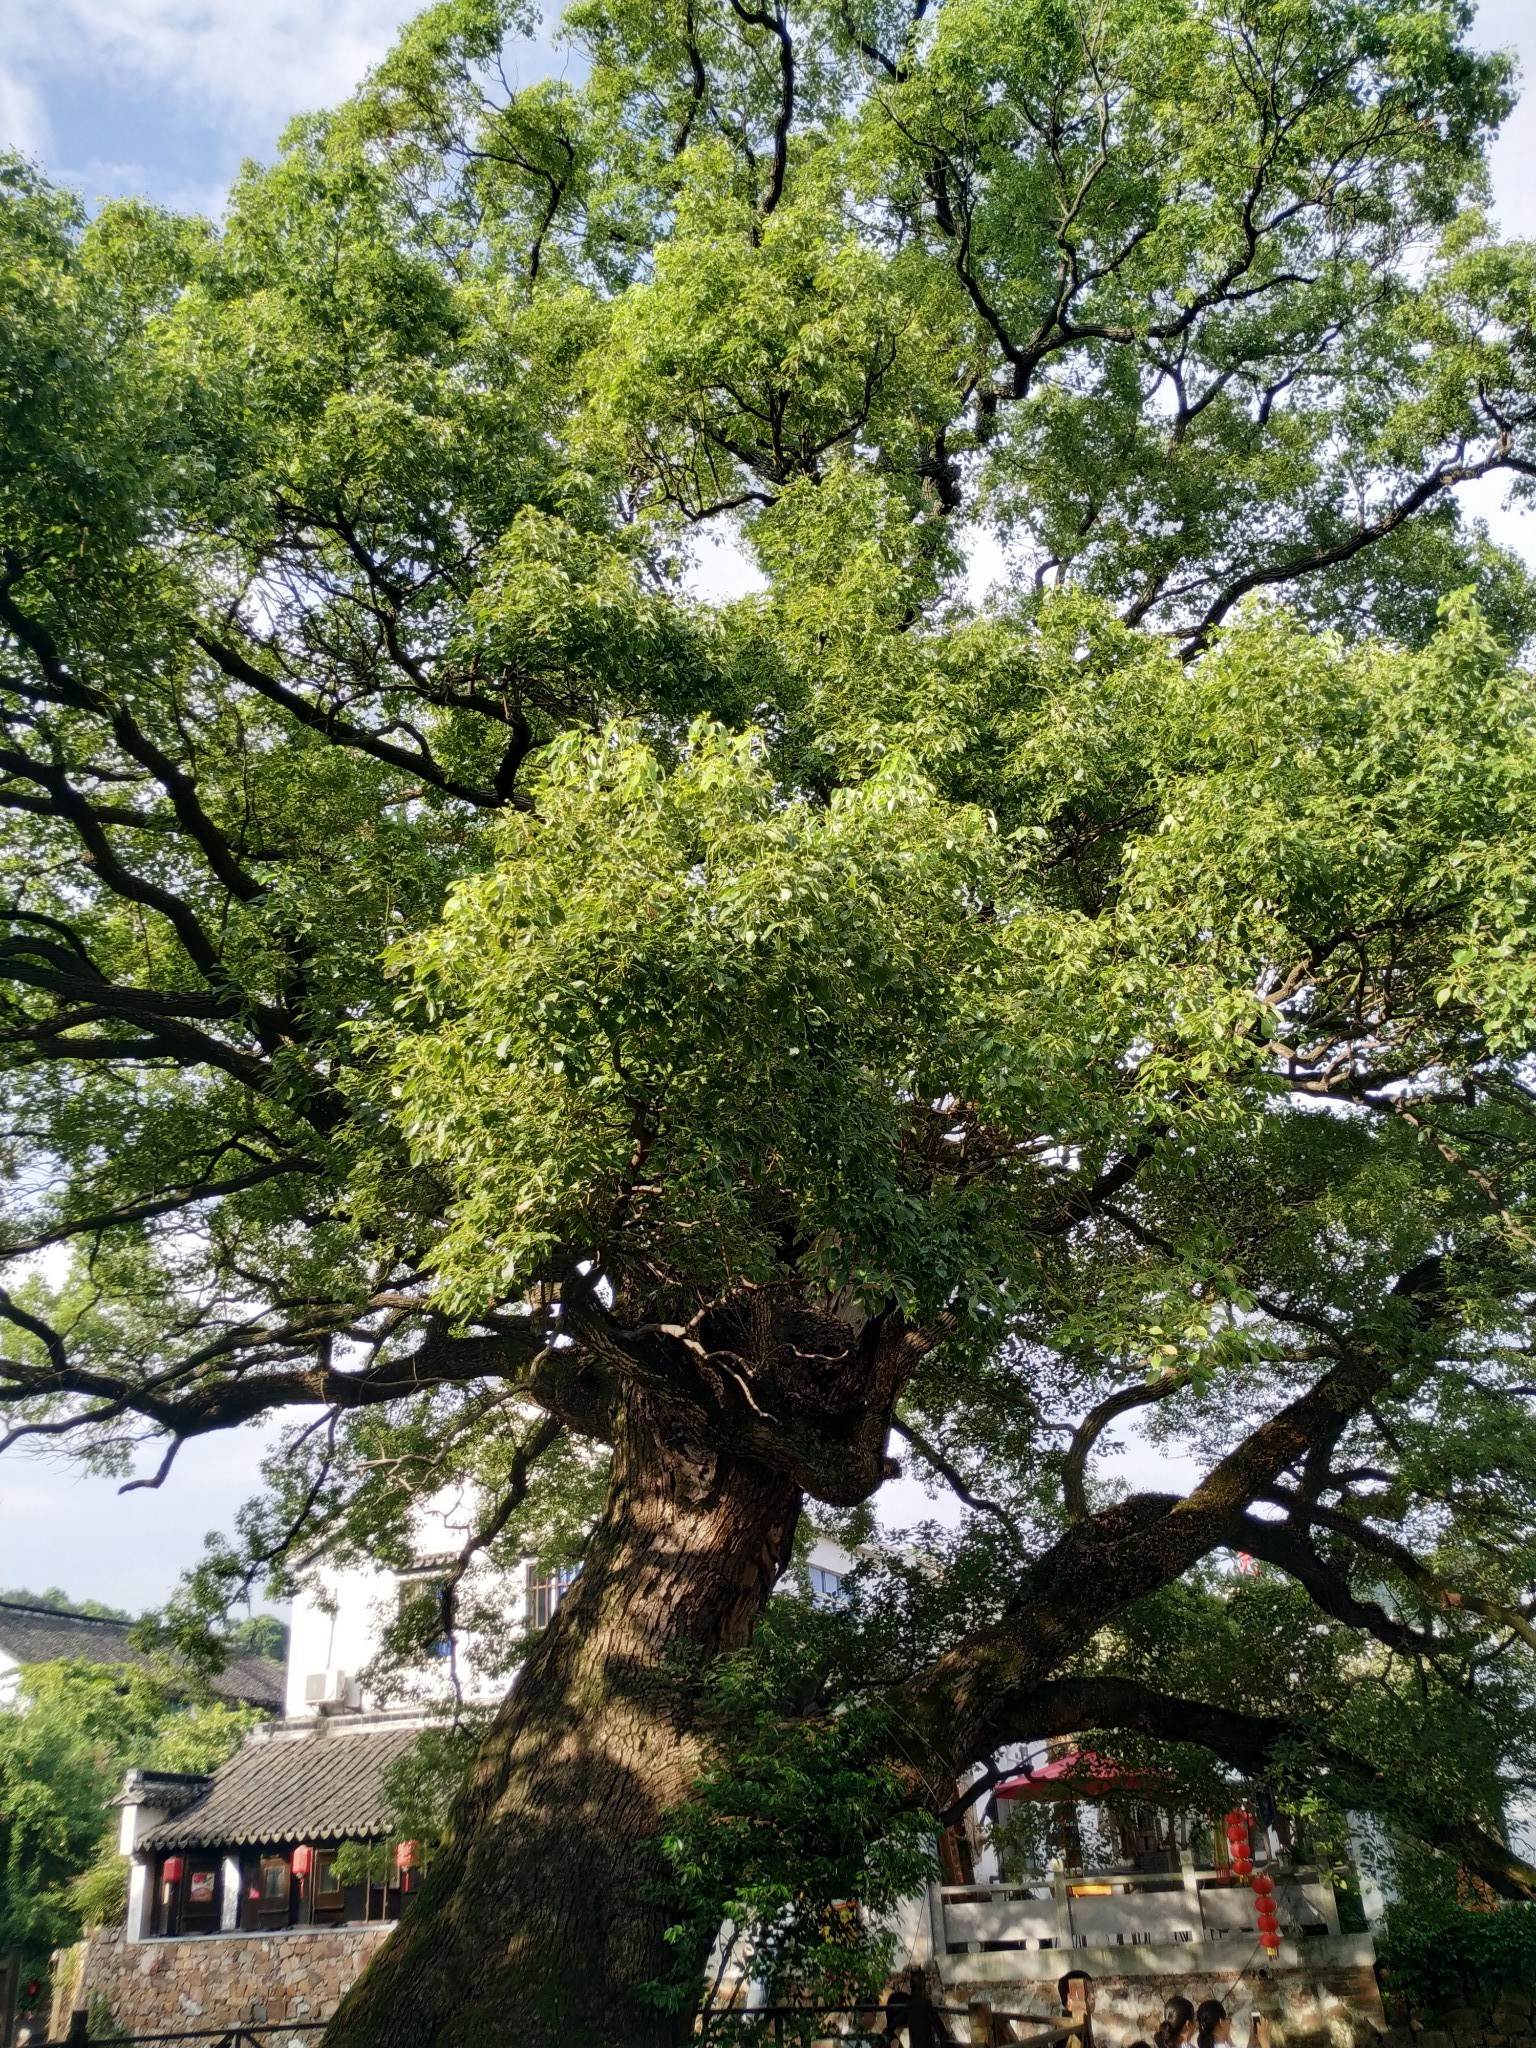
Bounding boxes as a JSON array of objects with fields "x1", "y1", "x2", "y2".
[
  {"x1": 0, "y1": 56, "x2": 52, "y2": 160},
  {"x1": 7, "y1": 0, "x2": 422, "y2": 142},
  {"x1": 1470, "y1": 0, "x2": 1536, "y2": 241}
]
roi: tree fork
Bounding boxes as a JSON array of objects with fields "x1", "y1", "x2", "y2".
[{"x1": 323, "y1": 1386, "x2": 802, "y2": 2048}]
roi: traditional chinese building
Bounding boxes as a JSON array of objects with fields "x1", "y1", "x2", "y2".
[{"x1": 55, "y1": 1522, "x2": 856, "y2": 2039}]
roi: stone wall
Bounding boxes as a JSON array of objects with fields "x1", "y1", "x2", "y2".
[
  {"x1": 50, "y1": 1923, "x2": 393, "y2": 2040},
  {"x1": 939, "y1": 1937, "x2": 1388, "y2": 2048},
  {"x1": 1379, "y1": 1978, "x2": 1536, "y2": 2048}
]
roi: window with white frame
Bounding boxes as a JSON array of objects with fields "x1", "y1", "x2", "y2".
[
  {"x1": 808, "y1": 1564, "x2": 847, "y2": 1609},
  {"x1": 525, "y1": 1562, "x2": 580, "y2": 1629}
]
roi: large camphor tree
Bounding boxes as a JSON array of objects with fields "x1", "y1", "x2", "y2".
[{"x1": 5, "y1": 0, "x2": 1536, "y2": 2037}]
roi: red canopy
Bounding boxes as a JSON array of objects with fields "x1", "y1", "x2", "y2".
[{"x1": 992, "y1": 1749, "x2": 1166, "y2": 1801}]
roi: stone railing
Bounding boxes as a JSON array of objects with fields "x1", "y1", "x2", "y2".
[{"x1": 939, "y1": 1867, "x2": 1342, "y2": 1955}]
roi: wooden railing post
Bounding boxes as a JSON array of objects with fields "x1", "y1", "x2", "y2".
[{"x1": 970, "y1": 1999, "x2": 995, "y2": 2046}]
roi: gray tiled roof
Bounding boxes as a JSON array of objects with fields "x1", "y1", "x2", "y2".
[
  {"x1": 115, "y1": 1769, "x2": 217, "y2": 1817},
  {"x1": 141, "y1": 1723, "x2": 423, "y2": 1850},
  {"x1": 0, "y1": 1600, "x2": 285, "y2": 1710}
]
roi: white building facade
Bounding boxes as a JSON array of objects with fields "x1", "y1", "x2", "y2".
[{"x1": 283, "y1": 1494, "x2": 857, "y2": 1719}]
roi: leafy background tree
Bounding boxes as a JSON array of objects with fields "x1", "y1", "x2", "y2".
[
  {"x1": 2, "y1": 1589, "x2": 131, "y2": 1622},
  {"x1": 0, "y1": 1659, "x2": 258, "y2": 1959},
  {"x1": 2, "y1": 0, "x2": 1536, "y2": 2041}
]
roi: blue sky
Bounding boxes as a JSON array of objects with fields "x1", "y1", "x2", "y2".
[
  {"x1": 1, "y1": 0, "x2": 1532, "y2": 230},
  {"x1": 0, "y1": 0, "x2": 1534, "y2": 1613},
  {"x1": 0, "y1": 0, "x2": 571, "y2": 217}
]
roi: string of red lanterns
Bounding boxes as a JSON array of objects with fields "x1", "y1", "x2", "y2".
[{"x1": 1224, "y1": 1808, "x2": 1281, "y2": 1956}]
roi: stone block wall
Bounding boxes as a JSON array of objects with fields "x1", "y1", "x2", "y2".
[
  {"x1": 1379, "y1": 1977, "x2": 1536, "y2": 2048},
  {"x1": 50, "y1": 1923, "x2": 393, "y2": 2039}
]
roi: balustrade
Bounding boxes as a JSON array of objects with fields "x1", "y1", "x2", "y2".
[{"x1": 937, "y1": 1867, "x2": 1341, "y2": 1955}]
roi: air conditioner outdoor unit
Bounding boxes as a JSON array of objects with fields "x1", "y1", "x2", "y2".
[{"x1": 303, "y1": 1669, "x2": 353, "y2": 1706}]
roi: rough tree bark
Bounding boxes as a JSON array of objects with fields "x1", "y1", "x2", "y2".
[{"x1": 323, "y1": 1385, "x2": 801, "y2": 2048}]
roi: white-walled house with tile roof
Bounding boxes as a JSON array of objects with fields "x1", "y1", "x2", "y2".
[
  {"x1": 0, "y1": 1597, "x2": 284, "y2": 1712},
  {"x1": 106, "y1": 1513, "x2": 858, "y2": 1950}
]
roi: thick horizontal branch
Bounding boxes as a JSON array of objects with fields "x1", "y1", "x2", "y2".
[
  {"x1": 1232, "y1": 1512, "x2": 1423, "y2": 1653},
  {"x1": 0, "y1": 1312, "x2": 551, "y2": 1449},
  {"x1": 890, "y1": 1290, "x2": 1446, "y2": 1793}
]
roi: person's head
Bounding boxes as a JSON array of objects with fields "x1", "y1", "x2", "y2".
[
  {"x1": 1060, "y1": 1971, "x2": 1097, "y2": 2017},
  {"x1": 1154, "y1": 1996, "x2": 1197, "y2": 2048},
  {"x1": 1196, "y1": 2000, "x2": 1231, "y2": 2048}
]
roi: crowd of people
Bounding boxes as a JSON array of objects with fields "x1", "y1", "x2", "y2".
[
  {"x1": 1056, "y1": 1968, "x2": 1273, "y2": 2048},
  {"x1": 878, "y1": 1965, "x2": 1278, "y2": 2046}
]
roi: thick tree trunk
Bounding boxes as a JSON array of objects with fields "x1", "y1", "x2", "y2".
[{"x1": 323, "y1": 1388, "x2": 801, "y2": 2048}]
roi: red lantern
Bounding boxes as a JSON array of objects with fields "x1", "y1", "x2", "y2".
[
  {"x1": 395, "y1": 1840, "x2": 419, "y2": 1873},
  {"x1": 1252, "y1": 1871, "x2": 1275, "y2": 1896},
  {"x1": 1232, "y1": 1857, "x2": 1253, "y2": 1878},
  {"x1": 162, "y1": 1856, "x2": 184, "y2": 1884},
  {"x1": 292, "y1": 1846, "x2": 313, "y2": 1879}
]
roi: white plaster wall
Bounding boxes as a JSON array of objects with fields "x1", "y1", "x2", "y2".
[
  {"x1": 285, "y1": 1560, "x2": 392, "y2": 1717},
  {"x1": 1508, "y1": 1796, "x2": 1536, "y2": 1865},
  {"x1": 285, "y1": 1485, "x2": 539, "y2": 1717}
]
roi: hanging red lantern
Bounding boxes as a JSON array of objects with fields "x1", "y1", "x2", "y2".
[
  {"x1": 1252, "y1": 1871, "x2": 1275, "y2": 1897},
  {"x1": 292, "y1": 1846, "x2": 314, "y2": 1879},
  {"x1": 395, "y1": 1840, "x2": 419, "y2": 1873},
  {"x1": 162, "y1": 1856, "x2": 184, "y2": 1885}
]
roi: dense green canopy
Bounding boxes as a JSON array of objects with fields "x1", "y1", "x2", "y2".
[{"x1": 4, "y1": 0, "x2": 1536, "y2": 2036}]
